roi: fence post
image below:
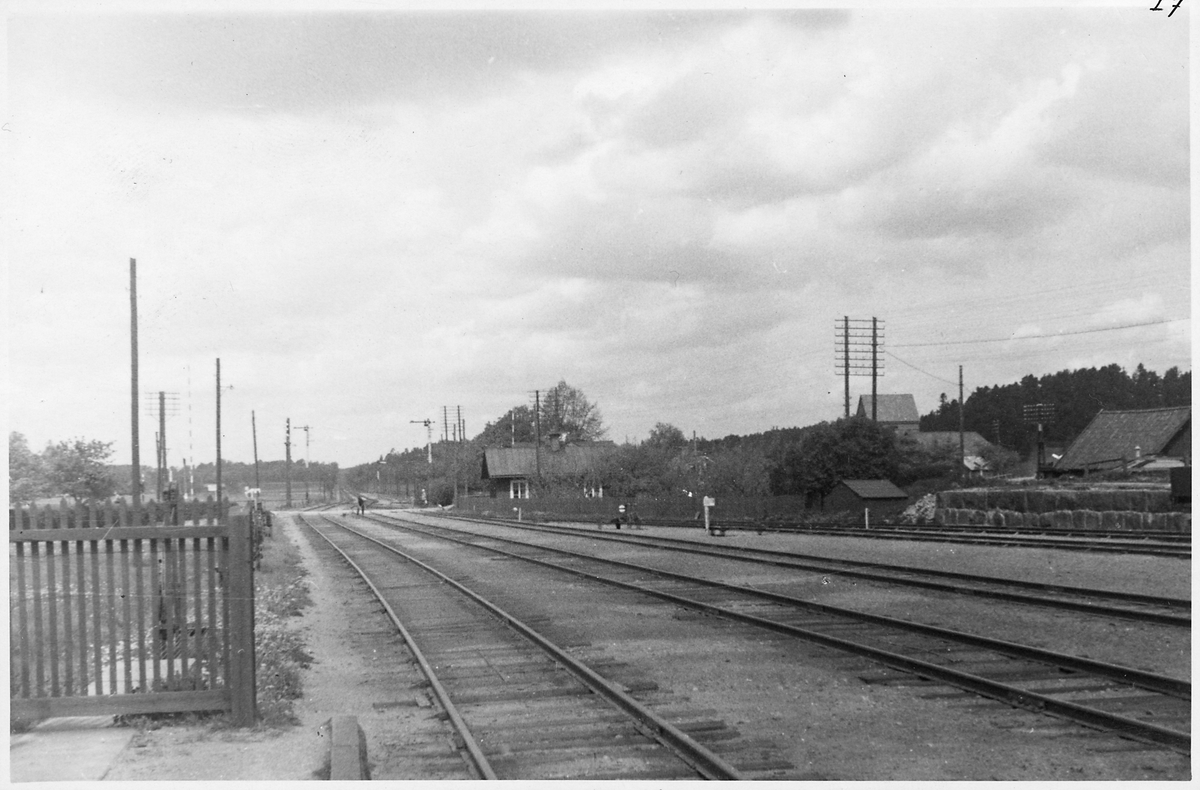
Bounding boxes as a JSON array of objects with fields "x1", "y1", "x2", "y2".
[{"x1": 227, "y1": 512, "x2": 257, "y2": 725}]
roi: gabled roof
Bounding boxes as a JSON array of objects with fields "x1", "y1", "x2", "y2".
[
  {"x1": 856, "y1": 394, "x2": 919, "y2": 424},
  {"x1": 836, "y1": 479, "x2": 909, "y2": 500},
  {"x1": 482, "y1": 442, "x2": 615, "y2": 480},
  {"x1": 1055, "y1": 407, "x2": 1191, "y2": 471}
]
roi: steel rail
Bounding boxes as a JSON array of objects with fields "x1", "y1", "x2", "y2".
[
  {"x1": 650, "y1": 516, "x2": 1191, "y2": 544},
  {"x1": 297, "y1": 514, "x2": 497, "y2": 779},
  {"x1": 382, "y1": 515, "x2": 1190, "y2": 697},
  {"x1": 744, "y1": 525, "x2": 1192, "y2": 558},
  {"x1": 518, "y1": 510, "x2": 1190, "y2": 558},
  {"x1": 435, "y1": 513, "x2": 1190, "y2": 626},
  {"x1": 315, "y1": 514, "x2": 745, "y2": 780},
  {"x1": 374, "y1": 514, "x2": 1191, "y2": 754}
]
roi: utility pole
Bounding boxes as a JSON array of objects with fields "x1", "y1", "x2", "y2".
[
  {"x1": 443, "y1": 406, "x2": 450, "y2": 443},
  {"x1": 842, "y1": 316, "x2": 849, "y2": 418},
  {"x1": 298, "y1": 425, "x2": 312, "y2": 504},
  {"x1": 216, "y1": 358, "x2": 223, "y2": 512},
  {"x1": 958, "y1": 365, "x2": 966, "y2": 482},
  {"x1": 130, "y1": 258, "x2": 142, "y2": 512},
  {"x1": 285, "y1": 418, "x2": 292, "y2": 509},
  {"x1": 159, "y1": 391, "x2": 167, "y2": 498},
  {"x1": 533, "y1": 390, "x2": 543, "y2": 489},
  {"x1": 834, "y1": 317, "x2": 884, "y2": 419},
  {"x1": 871, "y1": 318, "x2": 879, "y2": 422},
  {"x1": 1022, "y1": 403, "x2": 1055, "y2": 479},
  {"x1": 252, "y1": 410, "x2": 261, "y2": 489}
]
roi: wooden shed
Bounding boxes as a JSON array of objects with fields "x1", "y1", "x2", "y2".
[{"x1": 823, "y1": 479, "x2": 910, "y2": 518}]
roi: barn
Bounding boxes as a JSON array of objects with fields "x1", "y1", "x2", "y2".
[
  {"x1": 1053, "y1": 406, "x2": 1191, "y2": 475},
  {"x1": 856, "y1": 394, "x2": 920, "y2": 436}
]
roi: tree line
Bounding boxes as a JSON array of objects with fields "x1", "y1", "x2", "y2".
[
  {"x1": 13, "y1": 363, "x2": 1188, "y2": 509},
  {"x1": 347, "y1": 363, "x2": 1188, "y2": 506},
  {"x1": 920, "y1": 363, "x2": 1190, "y2": 454},
  {"x1": 9, "y1": 431, "x2": 340, "y2": 506}
]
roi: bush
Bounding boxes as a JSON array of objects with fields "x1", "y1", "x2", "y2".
[{"x1": 431, "y1": 482, "x2": 456, "y2": 507}]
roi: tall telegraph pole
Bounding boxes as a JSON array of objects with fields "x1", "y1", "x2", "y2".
[
  {"x1": 285, "y1": 418, "x2": 293, "y2": 509},
  {"x1": 298, "y1": 425, "x2": 312, "y2": 504},
  {"x1": 251, "y1": 410, "x2": 261, "y2": 489},
  {"x1": 215, "y1": 358, "x2": 223, "y2": 511},
  {"x1": 835, "y1": 317, "x2": 884, "y2": 419},
  {"x1": 130, "y1": 259, "x2": 142, "y2": 512}
]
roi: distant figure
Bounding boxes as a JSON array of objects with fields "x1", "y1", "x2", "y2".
[{"x1": 357, "y1": 496, "x2": 365, "y2": 515}]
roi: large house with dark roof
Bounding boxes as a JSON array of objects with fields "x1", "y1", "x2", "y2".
[
  {"x1": 856, "y1": 394, "x2": 920, "y2": 435},
  {"x1": 480, "y1": 435, "x2": 616, "y2": 499},
  {"x1": 1053, "y1": 406, "x2": 1191, "y2": 475}
]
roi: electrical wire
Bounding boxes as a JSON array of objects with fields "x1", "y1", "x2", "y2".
[{"x1": 891, "y1": 317, "x2": 1188, "y2": 348}]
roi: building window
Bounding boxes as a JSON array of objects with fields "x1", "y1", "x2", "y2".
[{"x1": 510, "y1": 479, "x2": 528, "y2": 499}]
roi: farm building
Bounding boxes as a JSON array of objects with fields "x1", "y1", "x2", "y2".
[
  {"x1": 481, "y1": 435, "x2": 616, "y2": 499},
  {"x1": 823, "y1": 479, "x2": 910, "y2": 518},
  {"x1": 1053, "y1": 406, "x2": 1191, "y2": 475},
  {"x1": 856, "y1": 394, "x2": 920, "y2": 435}
]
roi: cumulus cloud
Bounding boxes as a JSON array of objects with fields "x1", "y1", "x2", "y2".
[{"x1": 7, "y1": 8, "x2": 1189, "y2": 463}]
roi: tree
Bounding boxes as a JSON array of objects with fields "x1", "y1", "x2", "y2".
[
  {"x1": 42, "y1": 438, "x2": 117, "y2": 504},
  {"x1": 9, "y1": 432, "x2": 48, "y2": 505},
  {"x1": 475, "y1": 406, "x2": 537, "y2": 448},
  {"x1": 645, "y1": 423, "x2": 687, "y2": 451},
  {"x1": 540, "y1": 380, "x2": 606, "y2": 440},
  {"x1": 769, "y1": 418, "x2": 901, "y2": 499}
]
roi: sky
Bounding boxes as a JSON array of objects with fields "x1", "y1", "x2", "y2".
[{"x1": 6, "y1": 1, "x2": 1192, "y2": 469}]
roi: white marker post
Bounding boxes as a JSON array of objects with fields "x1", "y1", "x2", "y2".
[{"x1": 703, "y1": 496, "x2": 716, "y2": 535}]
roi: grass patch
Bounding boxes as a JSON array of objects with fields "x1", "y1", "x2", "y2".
[{"x1": 254, "y1": 517, "x2": 313, "y2": 726}]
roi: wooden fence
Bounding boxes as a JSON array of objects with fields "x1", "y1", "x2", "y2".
[{"x1": 9, "y1": 500, "x2": 256, "y2": 724}]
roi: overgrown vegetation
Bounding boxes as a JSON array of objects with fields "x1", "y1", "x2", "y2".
[{"x1": 253, "y1": 524, "x2": 313, "y2": 726}]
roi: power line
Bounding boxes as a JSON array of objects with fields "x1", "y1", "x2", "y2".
[
  {"x1": 884, "y1": 350, "x2": 958, "y2": 386},
  {"x1": 892, "y1": 317, "x2": 1187, "y2": 348}
]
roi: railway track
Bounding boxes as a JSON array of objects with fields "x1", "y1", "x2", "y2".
[
  {"x1": 744, "y1": 522, "x2": 1191, "y2": 558},
  {"x1": 434, "y1": 513, "x2": 1190, "y2": 627},
  {"x1": 296, "y1": 512, "x2": 786, "y2": 780},
  {"x1": 523, "y1": 512, "x2": 1190, "y2": 558},
  {"x1": 369, "y1": 511, "x2": 1190, "y2": 755}
]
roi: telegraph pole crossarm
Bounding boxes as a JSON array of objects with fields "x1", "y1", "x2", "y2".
[{"x1": 1022, "y1": 403, "x2": 1056, "y2": 478}]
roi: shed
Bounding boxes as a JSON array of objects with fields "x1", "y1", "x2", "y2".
[
  {"x1": 1054, "y1": 407, "x2": 1191, "y2": 475},
  {"x1": 823, "y1": 479, "x2": 910, "y2": 518},
  {"x1": 856, "y1": 394, "x2": 920, "y2": 435}
]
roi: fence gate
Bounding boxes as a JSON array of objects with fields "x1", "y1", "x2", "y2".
[{"x1": 9, "y1": 500, "x2": 256, "y2": 725}]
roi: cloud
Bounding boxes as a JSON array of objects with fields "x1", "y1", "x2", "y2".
[{"x1": 7, "y1": 8, "x2": 1189, "y2": 464}]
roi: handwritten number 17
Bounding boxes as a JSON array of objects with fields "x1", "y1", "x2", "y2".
[{"x1": 1150, "y1": 0, "x2": 1185, "y2": 17}]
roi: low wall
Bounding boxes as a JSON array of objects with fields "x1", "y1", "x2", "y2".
[{"x1": 936, "y1": 487, "x2": 1191, "y2": 532}]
